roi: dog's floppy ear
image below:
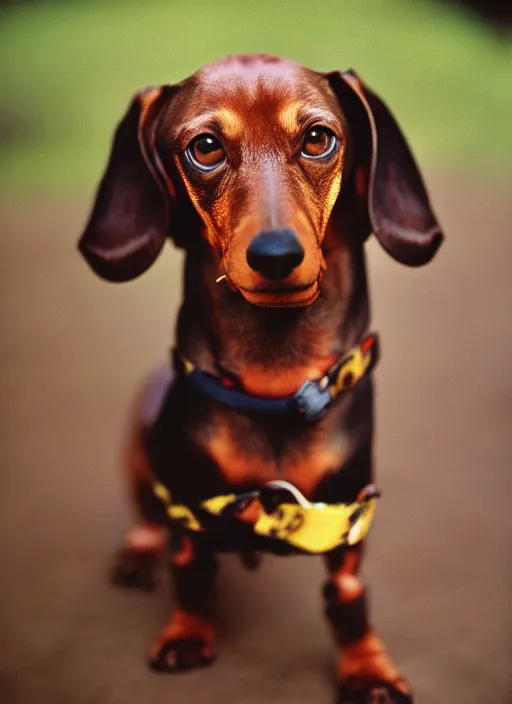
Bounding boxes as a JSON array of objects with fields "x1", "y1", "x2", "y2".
[
  {"x1": 326, "y1": 69, "x2": 443, "y2": 266},
  {"x1": 78, "y1": 86, "x2": 177, "y2": 282}
]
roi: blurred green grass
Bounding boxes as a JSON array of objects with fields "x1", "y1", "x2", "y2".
[{"x1": 1, "y1": 0, "x2": 511, "y2": 195}]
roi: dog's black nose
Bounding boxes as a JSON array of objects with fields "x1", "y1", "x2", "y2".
[{"x1": 246, "y1": 229, "x2": 304, "y2": 281}]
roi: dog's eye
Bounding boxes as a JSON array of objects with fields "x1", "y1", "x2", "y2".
[
  {"x1": 187, "y1": 134, "x2": 226, "y2": 171},
  {"x1": 301, "y1": 127, "x2": 337, "y2": 159}
]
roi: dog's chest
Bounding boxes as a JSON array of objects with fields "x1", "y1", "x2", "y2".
[{"x1": 195, "y1": 404, "x2": 356, "y2": 497}]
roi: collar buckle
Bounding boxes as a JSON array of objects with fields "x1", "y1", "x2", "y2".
[{"x1": 293, "y1": 379, "x2": 332, "y2": 422}]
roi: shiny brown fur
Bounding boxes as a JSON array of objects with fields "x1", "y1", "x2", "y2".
[
  {"x1": 159, "y1": 56, "x2": 348, "y2": 308},
  {"x1": 79, "y1": 54, "x2": 443, "y2": 703}
]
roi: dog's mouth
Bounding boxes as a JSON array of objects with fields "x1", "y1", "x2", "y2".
[{"x1": 236, "y1": 280, "x2": 320, "y2": 308}]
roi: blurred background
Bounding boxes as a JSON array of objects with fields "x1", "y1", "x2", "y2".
[{"x1": 1, "y1": 1, "x2": 511, "y2": 703}]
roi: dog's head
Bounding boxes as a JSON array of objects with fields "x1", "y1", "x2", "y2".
[{"x1": 79, "y1": 55, "x2": 443, "y2": 307}]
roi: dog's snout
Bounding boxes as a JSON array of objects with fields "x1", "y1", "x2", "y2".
[{"x1": 246, "y1": 229, "x2": 305, "y2": 281}]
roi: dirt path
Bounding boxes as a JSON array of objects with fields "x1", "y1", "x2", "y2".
[{"x1": 1, "y1": 172, "x2": 511, "y2": 703}]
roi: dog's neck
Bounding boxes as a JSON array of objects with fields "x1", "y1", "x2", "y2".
[{"x1": 176, "y1": 224, "x2": 370, "y2": 398}]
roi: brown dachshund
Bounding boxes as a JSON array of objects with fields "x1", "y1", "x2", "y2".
[{"x1": 79, "y1": 54, "x2": 443, "y2": 704}]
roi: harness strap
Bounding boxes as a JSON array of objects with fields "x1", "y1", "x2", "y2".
[{"x1": 153, "y1": 480, "x2": 380, "y2": 554}]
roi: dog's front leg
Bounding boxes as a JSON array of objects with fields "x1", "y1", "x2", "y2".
[
  {"x1": 323, "y1": 544, "x2": 413, "y2": 703},
  {"x1": 149, "y1": 530, "x2": 217, "y2": 672}
]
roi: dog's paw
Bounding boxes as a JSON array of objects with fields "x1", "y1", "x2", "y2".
[
  {"x1": 110, "y1": 547, "x2": 161, "y2": 591},
  {"x1": 338, "y1": 678, "x2": 413, "y2": 704},
  {"x1": 148, "y1": 609, "x2": 215, "y2": 674},
  {"x1": 148, "y1": 635, "x2": 214, "y2": 673}
]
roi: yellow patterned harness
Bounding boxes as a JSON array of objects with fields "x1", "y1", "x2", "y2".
[{"x1": 153, "y1": 480, "x2": 379, "y2": 554}]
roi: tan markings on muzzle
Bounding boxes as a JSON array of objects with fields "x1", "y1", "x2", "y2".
[
  {"x1": 325, "y1": 171, "x2": 343, "y2": 223},
  {"x1": 173, "y1": 157, "x2": 217, "y2": 244}
]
